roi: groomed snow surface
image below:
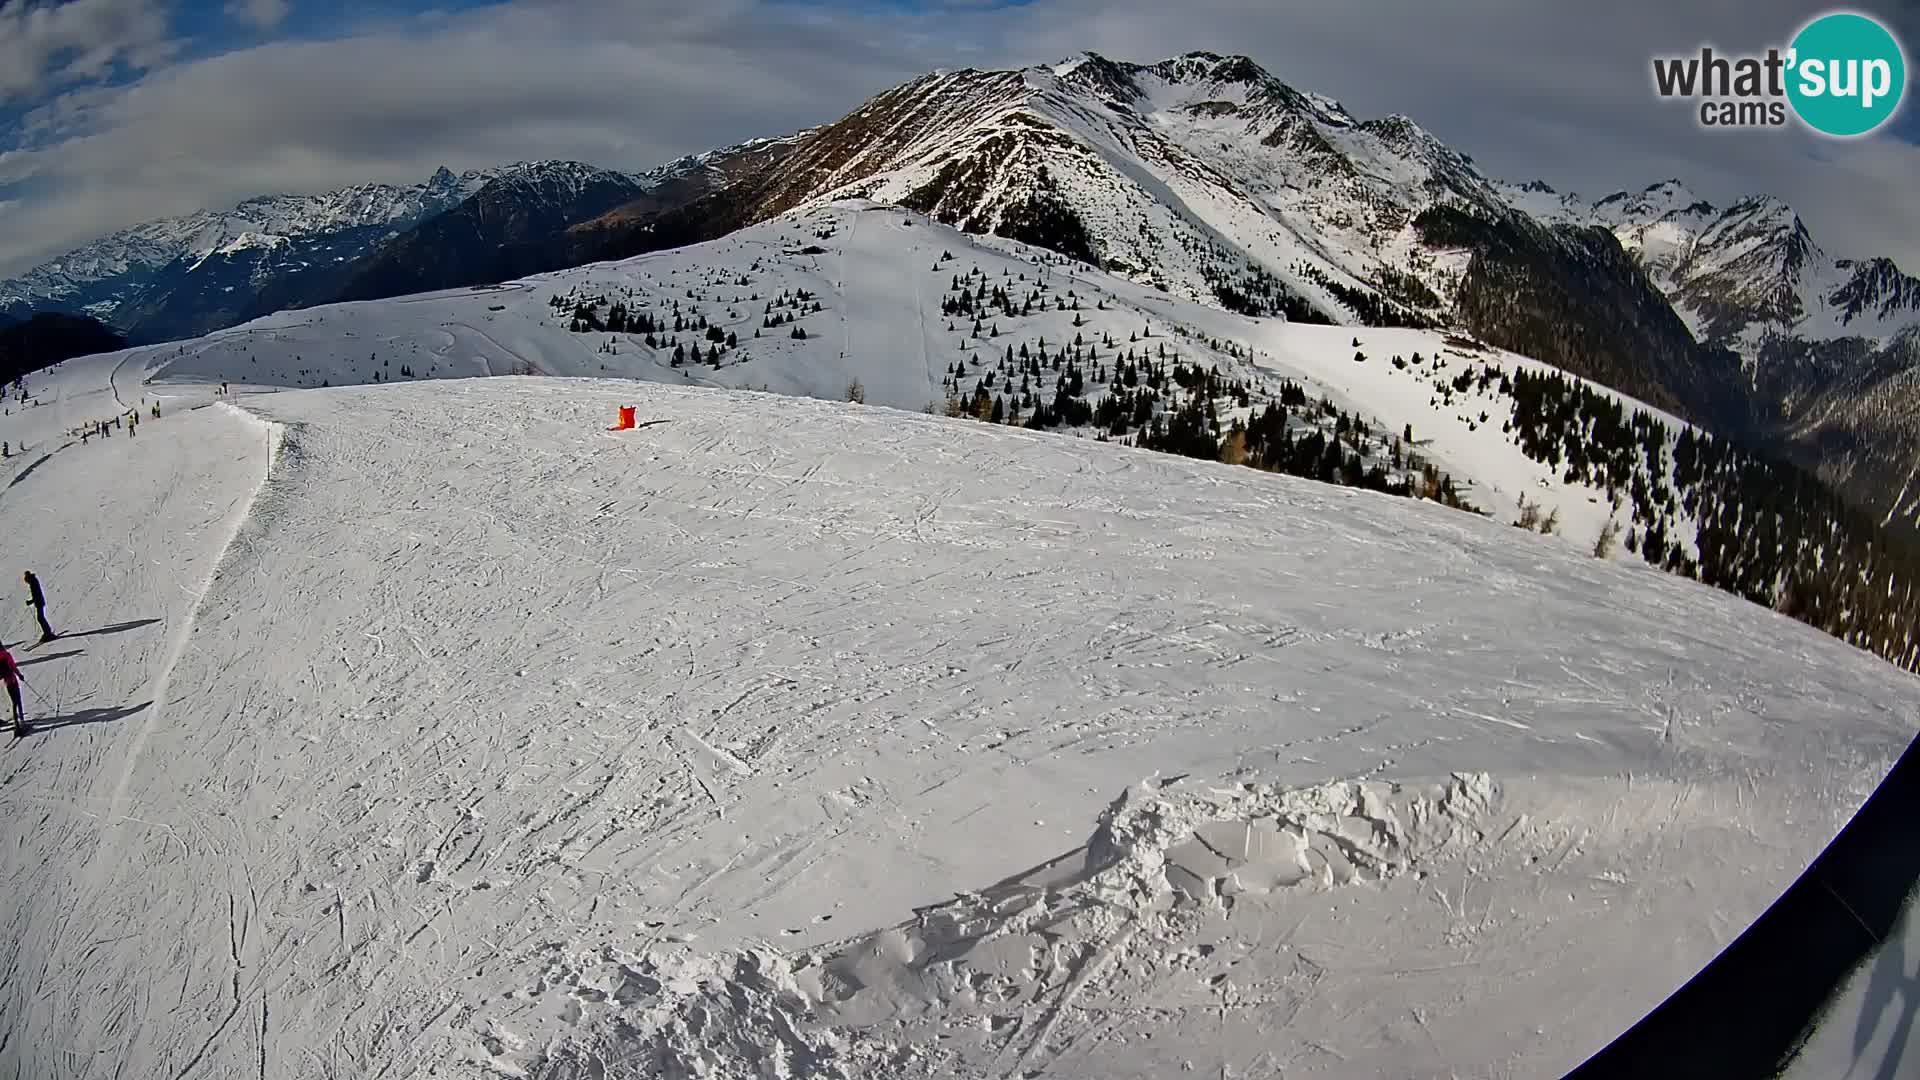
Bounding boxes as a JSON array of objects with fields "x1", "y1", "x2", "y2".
[{"x1": 3, "y1": 344, "x2": 1918, "y2": 1079}]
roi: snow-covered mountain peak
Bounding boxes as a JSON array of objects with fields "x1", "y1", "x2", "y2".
[
  {"x1": 1585, "y1": 180, "x2": 1715, "y2": 229},
  {"x1": 1041, "y1": 50, "x2": 1354, "y2": 129},
  {"x1": 480, "y1": 159, "x2": 640, "y2": 196},
  {"x1": 1493, "y1": 178, "x2": 1589, "y2": 223},
  {"x1": 1485, "y1": 172, "x2": 1918, "y2": 366},
  {"x1": 1146, "y1": 50, "x2": 1277, "y2": 91},
  {"x1": 1831, "y1": 256, "x2": 1920, "y2": 326},
  {"x1": 1143, "y1": 51, "x2": 1304, "y2": 100},
  {"x1": 421, "y1": 164, "x2": 475, "y2": 202},
  {"x1": 699, "y1": 50, "x2": 1533, "y2": 330},
  {"x1": 1048, "y1": 52, "x2": 1096, "y2": 78}
]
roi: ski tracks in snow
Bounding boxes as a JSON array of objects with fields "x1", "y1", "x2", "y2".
[
  {"x1": 0, "y1": 400, "x2": 278, "y2": 1080},
  {"x1": 206, "y1": 381, "x2": 1914, "y2": 1076},
  {"x1": 3, "y1": 374, "x2": 1914, "y2": 1079}
]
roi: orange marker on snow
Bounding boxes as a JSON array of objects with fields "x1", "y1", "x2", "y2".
[{"x1": 610, "y1": 406, "x2": 636, "y2": 430}]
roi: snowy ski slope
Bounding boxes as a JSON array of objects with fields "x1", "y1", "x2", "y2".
[
  {"x1": 0, "y1": 347, "x2": 1915, "y2": 1076},
  {"x1": 98, "y1": 202, "x2": 1690, "y2": 562}
]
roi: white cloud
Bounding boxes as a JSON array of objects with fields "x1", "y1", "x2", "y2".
[
  {"x1": 0, "y1": 0, "x2": 1916, "y2": 278},
  {"x1": 0, "y1": 0, "x2": 175, "y2": 103},
  {"x1": 226, "y1": 0, "x2": 292, "y2": 31}
]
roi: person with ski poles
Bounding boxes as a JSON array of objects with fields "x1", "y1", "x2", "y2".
[
  {"x1": 0, "y1": 643, "x2": 26, "y2": 736},
  {"x1": 23, "y1": 571, "x2": 55, "y2": 644}
]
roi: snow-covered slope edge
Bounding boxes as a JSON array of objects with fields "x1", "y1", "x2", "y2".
[{"x1": 1, "y1": 370, "x2": 1913, "y2": 1078}]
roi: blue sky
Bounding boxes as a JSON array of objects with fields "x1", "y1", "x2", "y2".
[
  {"x1": 169, "y1": 0, "x2": 502, "y2": 44},
  {"x1": 0, "y1": 0, "x2": 1915, "y2": 276},
  {"x1": 0, "y1": 0, "x2": 503, "y2": 124}
]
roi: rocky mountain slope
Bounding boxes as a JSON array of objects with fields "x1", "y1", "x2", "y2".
[
  {"x1": 1503, "y1": 178, "x2": 1920, "y2": 356},
  {"x1": 317, "y1": 160, "x2": 652, "y2": 308},
  {"x1": 576, "y1": 52, "x2": 1514, "y2": 327}
]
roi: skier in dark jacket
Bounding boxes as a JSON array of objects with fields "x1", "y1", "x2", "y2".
[
  {"x1": 0, "y1": 644, "x2": 24, "y2": 736},
  {"x1": 23, "y1": 571, "x2": 54, "y2": 644}
]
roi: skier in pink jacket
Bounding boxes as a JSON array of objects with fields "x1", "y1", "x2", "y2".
[{"x1": 0, "y1": 644, "x2": 25, "y2": 736}]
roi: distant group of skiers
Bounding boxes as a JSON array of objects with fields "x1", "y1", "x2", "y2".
[
  {"x1": 0, "y1": 570, "x2": 56, "y2": 737},
  {"x1": 68, "y1": 401, "x2": 162, "y2": 447}
]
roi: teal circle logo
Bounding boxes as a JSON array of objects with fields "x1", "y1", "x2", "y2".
[{"x1": 1787, "y1": 11, "x2": 1907, "y2": 136}]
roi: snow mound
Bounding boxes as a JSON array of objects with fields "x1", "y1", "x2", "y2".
[
  {"x1": 509, "y1": 772, "x2": 1502, "y2": 1079},
  {"x1": 511, "y1": 760, "x2": 1875, "y2": 1079},
  {"x1": 1085, "y1": 770, "x2": 1498, "y2": 901}
]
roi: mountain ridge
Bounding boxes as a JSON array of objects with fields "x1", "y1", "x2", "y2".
[{"x1": 332, "y1": 140, "x2": 802, "y2": 304}]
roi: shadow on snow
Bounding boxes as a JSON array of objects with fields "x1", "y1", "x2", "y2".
[
  {"x1": 19, "y1": 649, "x2": 83, "y2": 667},
  {"x1": 28, "y1": 701, "x2": 150, "y2": 733},
  {"x1": 57, "y1": 619, "x2": 161, "y2": 640}
]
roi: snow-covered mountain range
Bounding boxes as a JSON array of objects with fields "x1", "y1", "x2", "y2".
[
  {"x1": 1503, "y1": 176, "x2": 1920, "y2": 354},
  {"x1": 0, "y1": 165, "x2": 491, "y2": 325},
  {"x1": 6, "y1": 50, "x2": 1920, "y2": 525},
  {"x1": 0, "y1": 160, "x2": 675, "y2": 343},
  {"x1": 331, "y1": 137, "x2": 800, "y2": 306}
]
